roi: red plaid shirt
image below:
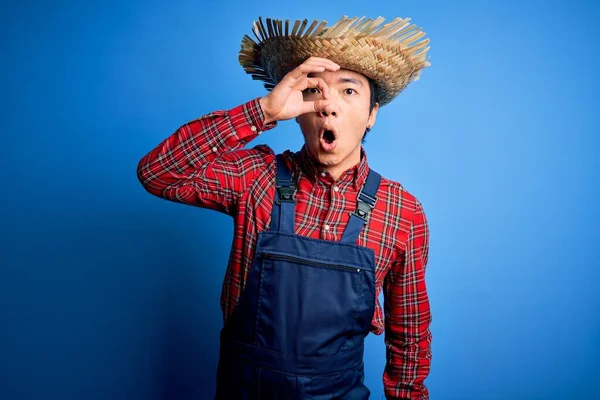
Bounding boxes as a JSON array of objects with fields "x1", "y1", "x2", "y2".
[{"x1": 137, "y1": 98, "x2": 432, "y2": 399}]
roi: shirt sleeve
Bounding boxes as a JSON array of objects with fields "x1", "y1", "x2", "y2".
[
  {"x1": 383, "y1": 199, "x2": 432, "y2": 399},
  {"x1": 136, "y1": 98, "x2": 277, "y2": 215}
]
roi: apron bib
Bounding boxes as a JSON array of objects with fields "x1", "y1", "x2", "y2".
[{"x1": 216, "y1": 155, "x2": 381, "y2": 399}]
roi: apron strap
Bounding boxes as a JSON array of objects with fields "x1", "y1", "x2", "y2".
[
  {"x1": 270, "y1": 154, "x2": 295, "y2": 234},
  {"x1": 340, "y1": 168, "x2": 381, "y2": 244}
]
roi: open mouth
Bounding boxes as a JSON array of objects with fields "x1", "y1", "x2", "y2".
[
  {"x1": 323, "y1": 129, "x2": 336, "y2": 144},
  {"x1": 319, "y1": 127, "x2": 337, "y2": 152}
]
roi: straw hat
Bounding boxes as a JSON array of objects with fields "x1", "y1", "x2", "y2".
[{"x1": 238, "y1": 16, "x2": 431, "y2": 106}]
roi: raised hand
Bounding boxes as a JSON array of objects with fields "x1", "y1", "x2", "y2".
[{"x1": 259, "y1": 57, "x2": 340, "y2": 124}]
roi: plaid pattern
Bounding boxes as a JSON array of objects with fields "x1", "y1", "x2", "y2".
[{"x1": 137, "y1": 98, "x2": 432, "y2": 399}]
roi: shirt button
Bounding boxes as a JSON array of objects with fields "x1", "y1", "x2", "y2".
[
  {"x1": 251, "y1": 126, "x2": 257, "y2": 132},
  {"x1": 320, "y1": 172, "x2": 327, "y2": 177},
  {"x1": 324, "y1": 225, "x2": 330, "y2": 231},
  {"x1": 333, "y1": 186, "x2": 339, "y2": 192},
  {"x1": 212, "y1": 146, "x2": 218, "y2": 153}
]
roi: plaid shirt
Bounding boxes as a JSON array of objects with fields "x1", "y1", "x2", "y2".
[{"x1": 137, "y1": 98, "x2": 432, "y2": 399}]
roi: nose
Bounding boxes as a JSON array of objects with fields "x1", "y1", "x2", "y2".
[
  {"x1": 318, "y1": 90, "x2": 340, "y2": 118},
  {"x1": 319, "y1": 100, "x2": 338, "y2": 118}
]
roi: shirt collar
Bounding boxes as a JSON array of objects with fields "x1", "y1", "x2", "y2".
[{"x1": 292, "y1": 145, "x2": 370, "y2": 191}]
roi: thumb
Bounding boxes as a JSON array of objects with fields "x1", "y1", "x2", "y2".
[{"x1": 301, "y1": 99, "x2": 330, "y2": 115}]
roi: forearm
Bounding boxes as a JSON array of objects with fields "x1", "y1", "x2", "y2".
[
  {"x1": 384, "y1": 199, "x2": 432, "y2": 399},
  {"x1": 136, "y1": 98, "x2": 274, "y2": 205},
  {"x1": 383, "y1": 321, "x2": 432, "y2": 399}
]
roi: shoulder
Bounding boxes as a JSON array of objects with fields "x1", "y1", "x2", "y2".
[
  {"x1": 376, "y1": 172, "x2": 427, "y2": 221},
  {"x1": 218, "y1": 145, "x2": 301, "y2": 180}
]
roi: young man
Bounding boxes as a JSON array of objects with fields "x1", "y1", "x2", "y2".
[{"x1": 137, "y1": 16, "x2": 432, "y2": 399}]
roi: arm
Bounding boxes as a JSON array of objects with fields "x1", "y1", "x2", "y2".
[
  {"x1": 137, "y1": 56, "x2": 341, "y2": 214},
  {"x1": 136, "y1": 98, "x2": 276, "y2": 215},
  {"x1": 383, "y1": 199, "x2": 432, "y2": 399}
]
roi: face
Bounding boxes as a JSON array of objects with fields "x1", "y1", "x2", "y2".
[{"x1": 296, "y1": 69, "x2": 379, "y2": 179}]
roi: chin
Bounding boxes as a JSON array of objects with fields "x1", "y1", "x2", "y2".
[
  {"x1": 318, "y1": 153, "x2": 352, "y2": 173},
  {"x1": 306, "y1": 143, "x2": 338, "y2": 164},
  {"x1": 316, "y1": 152, "x2": 341, "y2": 166}
]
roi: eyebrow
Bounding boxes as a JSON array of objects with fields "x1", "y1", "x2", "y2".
[{"x1": 337, "y1": 77, "x2": 363, "y2": 87}]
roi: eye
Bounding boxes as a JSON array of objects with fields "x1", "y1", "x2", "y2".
[
  {"x1": 304, "y1": 87, "x2": 321, "y2": 94},
  {"x1": 344, "y1": 88, "x2": 356, "y2": 95}
]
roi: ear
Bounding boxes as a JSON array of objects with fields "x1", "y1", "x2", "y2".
[{"x1": 368, "y1": 102, "x2": 379, "y2": 129}]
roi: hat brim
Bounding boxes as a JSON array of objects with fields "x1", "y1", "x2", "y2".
[{"x1": 239, "y1": 16, "x2": 431, "y2": 106}]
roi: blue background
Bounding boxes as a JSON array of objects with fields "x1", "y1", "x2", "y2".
[{"x1": 2, "y1": 0, "x2": 599, "y2": 399}]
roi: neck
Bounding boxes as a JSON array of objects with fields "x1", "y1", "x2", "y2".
[
  {"x1": 304, "y1": 145, "x2": 363, "y2": 181},
  {"x1": 325, "y1": 160, "x2": 355, "y2": 181}
]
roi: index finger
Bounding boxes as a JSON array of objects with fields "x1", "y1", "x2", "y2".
[
  {"x1": 288, "y1": 61, "x2": 339, "y2": 80},
  {"x1": 304, "y1": 56, "x2": 340, "y2": 70}
]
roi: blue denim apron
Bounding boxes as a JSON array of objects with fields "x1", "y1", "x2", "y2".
[{"x1": 216, "y1": 154, "x2": 381, "y2": 399}]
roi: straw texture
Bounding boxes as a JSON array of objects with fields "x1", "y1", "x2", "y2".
[{"x1": 239, "y1": 15, "x2": 431, "y2": 106}]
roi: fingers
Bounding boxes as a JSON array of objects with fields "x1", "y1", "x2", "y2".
[
  {"x1": 288, "y1": 64, "x2": 325, "y2": 80},
  {"x1": 288, "y1": 57, "x2": 340, "y2": 79},
  {"x1": 267, "y1": 56, "x2": 339, "y2": 120},
  {"x1": 304, "y1": 56, "x2": 340, "y2": 70},
  {"x1": 301, "y1": 99, "x2": 330, "y2": 115},
  {"x1": 305, "y1": 77, "x2": 330, "y2": 99},
  {"x1": 302, "y1": 57, "x2": 340, "y2": 72}
]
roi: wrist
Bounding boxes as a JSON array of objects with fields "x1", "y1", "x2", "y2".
[{"x1": 259, "y1": 96, "x2": 276, "y2": 125}]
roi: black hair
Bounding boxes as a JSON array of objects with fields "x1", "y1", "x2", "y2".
[{"x1": 363, "y1": 78, "x2": 379, "y2": 143}]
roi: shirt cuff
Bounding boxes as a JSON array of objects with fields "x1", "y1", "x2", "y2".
[{"x1": 228, "y1": 97, "x2": 277, "y2": 142}]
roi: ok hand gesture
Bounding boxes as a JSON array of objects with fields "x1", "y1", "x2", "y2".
[{"x1": 259, "y1": 57, "x2": 340, "y2": 124}]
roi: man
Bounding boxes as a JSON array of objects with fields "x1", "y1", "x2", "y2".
[{"x1": 137, "y1": 15, "x2": 432, "y2": 399}]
